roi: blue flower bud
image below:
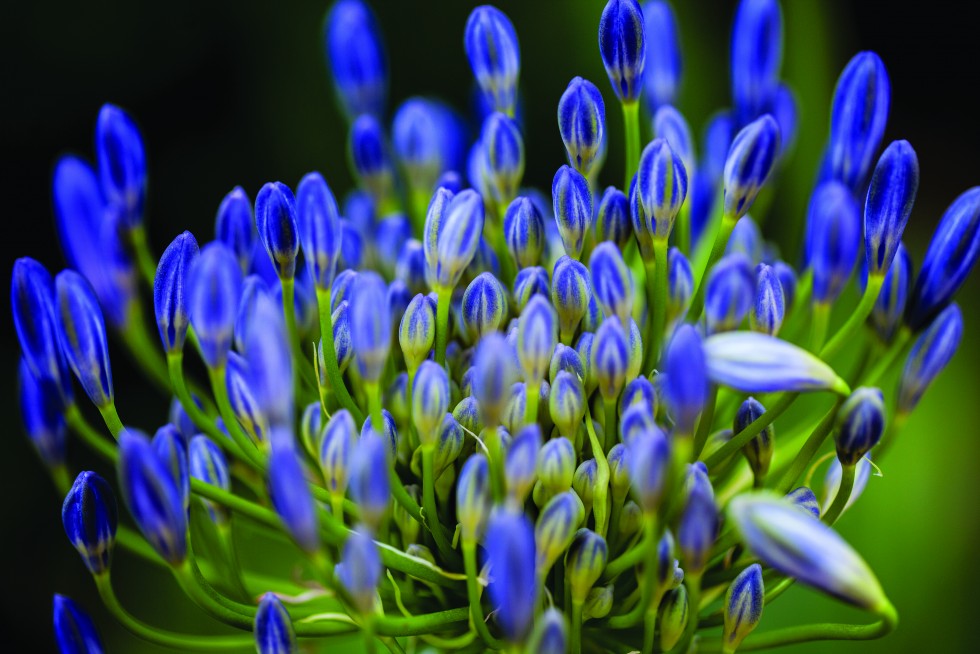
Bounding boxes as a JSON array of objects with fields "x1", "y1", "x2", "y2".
[
  {"x1": 255, "y1": 592, "x2": 297, "y2": 654},
  {"x1": 736, "y1": 397, "x2": 773, "y2": 481},
  {"x1": 773, "y1": 260, "x2": 796, "y2": 311},
  {"x1": 628, "y1": 427, "x2": 670, "y2": 513},
  {"x1": 457, "y1": 453, "x2": 491, "y2": 542},
  {"x1": 55, "y1": 271, "x2": 114, "y2": 409},
  {"x1": 506, "y1": 424, "x2": 542, "y2": 504},
  {"x1": 255, "y1": 181, "x2": 300, "y2": 280},
  {"x1": 395, "y1": 239, "x2": 427, "y2": 295},
  {"x1": 642, "y1": 0, "x2": 681, "y2": 110},
  {"x1": 215, "y1": 186, "x2": 255, "y2": 273},
  {"x1": 325, "y1": 0, "x2": 386, "y2": 118},
  {"x1": 189, "y1": 435, "x2": 230, "y2": 524},
  {"x1": 349, "y1": 113, "x2": 395, "y2": 196},
  {"x1": 316, "y1": 410, "x2": 355, "y2": 498},
  {"x1": 835, "y1": 387, "x2": 885, "y2": 465},
  {"x1": 427, "y1": 189, "x2": 485, "y2": 289},
  {"x1": 188, "y1": 243, "x2": 242, "y2": 369},
  {"x1": 786, "y1": 486, "x2": 821, "y2": 518},
  {"x1": 504, "y1": 196, "x2": 545, "y2": 268},
  {"x1": 153, "y1": 231, "x2": 199, "y2": 354},
  {"x1": 607, "y1": 442, "x2": 630, "y2": 499},
  {"x1": 724, "y1": 563, "x2": 765, "y2": 651},
  {"x1": 433, "y1": 413, "x2": 464, "y2": 474},
  {"x1": 536, "y1": 490, "x2": 586, "y2": 578},
  {"x1": 336, "y1": 530, "x2": 383, "y2": 614},
  {"x1": 906, "y1": 188, "x2": 980, "y2": 330},
  {"x1": 152, "y1": 425, "x2": 189, "y2": 512},
  {"x1": 339, "y1": 222, "x2": 365, "y2": 273},
  {"x1": 828, "y1": 52, "x2": 890, "y2": 193},
  {"x1": 549, "y1": 371, "x2": 586, "y2": 441},
  {"x1": 18, "y1": 359, "x2": 66, "y2": 467},
  {"x1": 664, "y1": 325, "x2": 708, "y2": 434},
  {"x1": 705, "y1": 253, "x2": 755, "y2": 333},
  {"x1": 658, "y1": 585, "x2": 689, "y2": 651},
  {"x1": 412, "y1": 360, "x2": 450, "y2": 444},
  {"x1": 96, "y1": 104, "x2": 145, "y2": 228},
  {"x1": 565, "y1": 528, "x2": 608, "y2": 605},
  {"x1": 868, "y1": 243, "x2": 911, "y2": 343},
  {"x1": 296, "y1": 172, "x2": 343, "y2": 290},
  {"x1": 349, "y1": 427, "x2": 391, "y2": 530},
  {"x1": 575, "y1": 332, "x2": 597, "y2": 393},
  {"x1": 53, "y1": 595, "x2": 105, "y2": 654},
  {"x1": 168, "y1": 396, "x2": 198, "y2": 440},
  {"x1": 620, "y1": 376, "x2": 657, "y2": 418},
  {"x1": 864, "y1": 140, "x2": 919, "y2": 274},
  {"x1": 551, "y1": 256, "x2": 591, "y2": 340},
  {"x1": 512, "y1": 265, "x2": 550, "y2": 311},
  {"x1": 653, "y1": 105, "x2": 695, "y2": 174},
  {"x1": 619, "y1": 402, "x2": 656, "y2": 445},
  {"x1": 481, "y1": 112, "x2": 525, "y2": 206},
  {"x1": 589, "y1": 242, "x2": 634, "y2": 326},
  {"x1": 628, "y1": 176, "x2": 654, "y2": 259},
  {"x1": 637, "y1": 138, "x2": 688, "y2": 238},
  {"x1": 723, "y1": 114, "x2": 780, "y2": 219},
  {"x1": 117, "y1": 429, "x2": 187, "y2": 564},
  {"x1": 462, "y1": 272, "x2": 508, "y2": 339},
  {"x1": 678, "y1": 464, "x2": 717, "y2": 574},
  {"x1": 245, "y1": 293, "x2": 294, "y2": 430},
  {"x1": 898, "y1": 303, "x2": 963, "y2": 413},
  {"x1": 728, "y1": 493, "x2": 889, "y2": 610},
  {"x1": 731, "y1": 0, "x2": 783, "y2": 125},
  {"x1": 226, "y1": 353, "x2": 267, "y2": 445},
  {"x1": 552, "y1": 165, "x2": 593, "y2": 259},
  {"x1": 538, "y1": 436, "x2": 576, "y2": 494},
  {"x1": 750, "y1": 263, "x2": 785, "y2": 336},
  {"x1": 726, "y1": 216, "x2": 763, "y2": 263},
  {"x1": 349, "y1": 271, "x2": 391, "y2": 383},
  {"x1": 549, "y1": 343, "x2": 585, "y2": 384},
  {"x1": 299, "y1": 402, "x2": 322, "y2": 457},
  {"x1": 528, "y1": 607, "x2": 567, "y2": 654},
  {"x1": 399, "y1": 293, "x2": 436, "y2": 371},
  {"x1": 62, "y1": 471, "x2": 117, "y2": 575},
  {"x1": 599, "y1": 0, "x2": 646, "y2": 102},
  {"x1": 558, "y1": 77, "x2": 606, "y2": 175},
  {"x1": 473, "y1": 332, "x2": 519, "y2": 426},
  {"x1": 392, "y1": 98, "x2": 463, "y2": 194},
  {"x1": 517, "y1": 295, "x2": 558, "y2": 385},
  {"x1": 11, "y1": 258, "x2": 73, "y2": 408},
  {"x1": 704, "y1": 332, "x2": 849, "y2": 395},
  {"x1": 485, "y1": 508, "x2": 537, "y2": 642},
  {"x1": 268, "y1": 445, "x2": 319, "y2": 553},
  {"x1": 595, "y1": 187, "x2": 632, "y2": 250},
  {"x1": 465, "y1": 6, "x2": 520, "y2": 115},
  {"x1": 592, "y1": 317, "x2": 630, "y2": 402},
  {"x1": 666, "y1": 247, "x2": 694, "y2": 325}
]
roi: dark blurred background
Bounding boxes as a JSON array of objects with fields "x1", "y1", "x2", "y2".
[{"x1": 2, "y1": 1, "x2": 979, "y2": 652}]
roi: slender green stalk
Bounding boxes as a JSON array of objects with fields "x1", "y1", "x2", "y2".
[
  {"x1": 863, "y1": 326, "x2": 912, "y2": 386},
  {"x1": 689, "y1": 214, "x2": 737, "y2": 322},
  {"x1": 524, "y1": 381, "x2": 540, "y2": 426},
  {"x1": 672, "y1": 572, "x2": 702, "y2": 652},
  {"x1": 693, "y1": 386, "x2": 718, "y2": 459},
  {"x1": 167, "y1": 352, "x2": 241, "y2": 453},
  {"x1": 645, "y1": 238, "x2": 669, "y2": 372},
  {"x1": 173, "y1": 561, "x2": 254, "y2": 628},
  {"x1": 821, "y1": 275, "x2": 884, "y2": 359},
  {"x1": 584, "y1": 408, "x2": 611, "y2": 539},
  {"x1": 462, "y1": 540, "x2": 504, "y2": 649},
  {"x1": 676, "y1": 202, "x2": 692, "y2": 258},
  {"x1": 421, "y1": 446, "x2": 456, "y2": 561},
  {"x1": 94, "y1": 573, "x2": 254, "y2": 650},
  {"x1": 600, "y1": 530, "x2": 646, "y2": 583},
  {"x1": 603, "y1": 399, "x2": 617, "y2": 453},
  {"x1": 128, "y1": 224, "x2": 159, "y2": 289},
  {"x1": 486, "y1": 426, "x2": 506, "y2": 503},
  {"x1": 809, "y1": 302, "x2": 831, "y2": 353},
  {"x1": 622, "y1": 101, "x2": 641, "y2": 189},
  {"x1": 98, "y1": 403, "x2": 125, "y2": 438},
  {"x1": 570, "y1": 601, "x2": 584, "y2": 654},
  {"x1": 821, "y1": 463, "x2": 855, "y2": 525},
  {"x1": 120, "y1": 300, "x2": 176, "y2": 395},
  {"x1": 607, "y1": 517, "x2": 658, "y2": 629},
  {"x1": 771, "y1": 398, "x2": 844, "y2": 493},
  {"x1": 434, "y1": 285, "x2": 453, "y2": 367},
  {"x1": 703, "y1": 393, "x2": 798, "y2": 470},
  {"x1": 66, "y1": 405, "x2": 118, "y2": 462},
  {"x1": 316, "y1": 287, "x2": 364, "y2": 423}
]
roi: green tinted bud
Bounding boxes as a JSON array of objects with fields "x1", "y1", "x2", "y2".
[
  {"x1": 619, "y1": 500, "x2": 642, "y2": 540},
  {"x1": 607, "y1": 443, "x2": 631, "y2": 500},
  {"x1": 659, "y1": 585, "x2": 689, "y2": 651},
  {"x1": 453, "y1": 396, "x2": 484, "y2": 435},
  {"x1": 537, "y1": 437, "x2": 576, "y2": 494},
  {"x1": 572, "y1": 459, "x2": 598, "y2": 513},
  {"x1": 583, "y1": 584, "x2": 614, "y2": 621},
  {"x1": 549, "y1": 370, "x2": 586, "y2": 440},
  {"x1": 736, "y1": 397, "x2": 773, "y2": 483},
  {"x1": 565, "y1": 528, "x2": 608, "y2": 604},
  {"x1": 405, "y1": 542, "x2": 435, "y2": 565},
  {"x1": 535, "y1": 490, "x2": 586, "y2": 577},
  {"x1": 399, "y1": 294, "x2": 436, "y2": 370}
]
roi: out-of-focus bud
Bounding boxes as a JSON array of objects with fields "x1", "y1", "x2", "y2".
[
  {"x1": 96, "y1": 104, "x2": 146, "y2": 228},
  {"x1": 589, "y1": 243, "x2": 634, "y2": 325},
  {"x1": 553, "y1": 165, "x2": 593, "y2": 260},
  {"x1": 705, "y1": 253, "x2": 756, "y2": 333},
  {"x1": 485, "y1": 508, "x2": 537, "y2": 642},
  {"x1": 898, "y1": 304, "x2": 963, "y2": 413},
  {"x1": 188, "y1": 435, "x2": 230, "y2": 525},
  {"x1": 864, "y1": 140, "x2": 919, "y2": 275},
  {"x1": 723, "y1": 114, "x2": 780, "y2": 220},
  {"x1": 731, "y1": 0, "x2": 783, "y2": 125},
  {"x1": 678, "y1": 464, "x2": 717, "y2": 574},
  {"x1": 667, "y1": 247, "x2": 694, "y2": 325},
  {"x1": 18, "y1": 360, "x2": 66, "y2": 468},
  {"x1": 53, "y1": 595, "x2": 105, "y2": 654},
  {"x1": 350, "y1": 115, "x2": 395, "y2": 205},
  {"x1": 526, "y1": 607, "x2": 567, "y2": 654},
  {"x1": 736, "y1": 397, "x2": 773, "y2": 483},
  {"x1": 506, "y1": 424, "x2": 542, "y2": 505},
  {"x1": 392, "y1": 98, "x2": 463, "y2": 196},
  {"x1": 254, "y1": 592, "x2": 297, "y2": 654},
  {"x1": 255, "y1": 182, "x2": 300, "y2": 281},
  {"x1": 550, "y1": 343, "x2": 585, "y2": 385},
  {"x1": 504, "y1": 196, "x2": 545, "y2": 268},
  {"x1": 599, "y1": 0, "x2": 646, "y2": 102},
  {"x1": 269, "y1": 446, "x2": 319, "y2": 554},
  {"x1": 245, "y1": 293, "x2": 293, "y2": 430},
  {"x1": 215, "y1": 186, "x2": 255, "y2": 273},
  {"x1": 538, "y1": 436, "x2": 576, "y2": 494},
  {"x1": 565, "y1": 528, "x2": 608, "y2": 605},
  {"x1": 458, "y1": 453, "x2": 491, "y2": 542},
  {"x1": 869, "y1": 243, "x2": 911, "y2": 343},
  {"x1": 535, "y1": 490, "x2": 586, "y2": 577},
  {"x1": 592, "y1": 317, "x2": 630, "y2": 402},
  {"x1": 595, "y1": 186, "x2": 633, "y2": 250},
  {"x1": 558, "y1": 77, "x2": 606, "y2": 175},
  {"x1": 55, "y1": 271, "x2": 114, "y2": 409},
  {"x1": 549, "y1": 371, "x2": 586, "y2": 440},
  {"x1": 658, "y1": 585, "x2": 688, "y2": 651},
  {"x1": 296, "y1": 172, "x2": 343, "y2": 291},
  {"x1": 786, "y1": 486, "x2": 821, "y2": 518},
  {"x1": 154, "y1": 232, "x2": 199, "y2": 354},
  {"x1": 464, "y1": 6, "x2": 520, "y2": 116},
  {"x1": 62, "y1": 471, "x2": 117, "y2": 575},
  {"x1": 336, "y1": 530, "x2": 382, "y2": 614},
  {"x1": 518, "y1": 295, "x2": 558, "y2": 385},
  {"x1": 512, "y1": 265, "x2": 549, "y2": 311},
  {"x1": 325, "y1": 0, "x2": 387, "y2": 118},
  {"x1": 628, "y1": 428, "x2": 670, "y2": 514},
  {"x1": 318, "y1": 409, "x2": 356, "y2": 499},
  {"x1": 188, "y1": 243, "x2": 242, "y2": 369},
  {"x1": 481, "y1": 112, "x2": 524, "y2": 206},
  {"x1": 773, "y1": 260, "x2": 796, "y2": 312},
  {"x1": 664, "y1": 324, "x2": 708, "y2": 434},
  {"x1": 348, "y1": 428, "x2": 391, "y2": 531},
  {"x1": 152, "y1": 425, "x2": 189, "y2": 511},
  {"x1": 472, "y1": 332, "x2": 519, "y2": 426},
  {"x1": 572, "y1": 459, "x2": 597, "y2": 513},
  {"x1": 642, "y1": 0, "x2": 682, "y2": 110},
  {"x1": 226, "y1": 354, "x2": 267, "y2": 445},
  {"x1": 836, "y1": 387, "x2": 885, "y2": 465},
  {"x1": 349, "y1": 271, "x2": 391, "y2": 384},
  {"x1": 751, "y1": 263, "x2": 785, "y2": 336},
  {"x1": 413, "y1": 361, "x2": 450, "y2": 444},
  {"x1": 723, "y1": 563, "x2": 765, "y2": 652}
]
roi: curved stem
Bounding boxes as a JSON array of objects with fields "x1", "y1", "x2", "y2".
[
  {"x1": 66, "y1": 404, "x2": 118, "y2": 463},
  {"x1": 809, "y1": 302, "x2": 831, "y2": 353},
  {"x1": 821, "y1": 275, "x2": 884, "y2": 359},
  {"x1": 821, "y1": 463, "x2": 855, "y2": 525},
  {"x1": 863, "y1": 326, "x2": 912, "y2": 386},
  {"x1": 622, "y1": 101, "x2": 641, "y2": 190},
  {"x1": 174, "y1": 561, "x2": 254, "y2": 629},
  {"x1": 771, "y1": 397, "x2": 843, "y2": 493},
  {"x1": 98, "y1": 402, "x2": 125, "y2": 438},
  {"x1": 421, "y1": 446, "x2": 456, "y2": 562},
  {"x1": 584, "y1": 408, "x2": 611, "y2": 539},
  {"x1": 316, "y1": 288, "x2": 364, "y2": 423},
  {"x1": 462, "y1": 540, "x2": 504, "y2": 649},
  {"x1": 608, "y1": 517, "x2": 659, "y2": 629},
  {"x1": 120, "y1": 299, "x2": 176, "y2": 395},
  {"x1": 94, "y1": 573, "x2": 254, "y2": 650},
  {"x1": 167, "y1": 352, "x2": 243, "y2": 455},
  {"x1": 128, "y1": 224, "x2": 159, "y2": 289}
]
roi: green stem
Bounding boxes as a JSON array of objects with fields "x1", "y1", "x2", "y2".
[
  {"x1": 421, "y1": 446, "x2": 456, "y2": 561},
  {"x1": 66, "y1": 405, "x2": 118, "y2": 462},
  {"x1": 863, "y1": 326, "x2": 912, "y2": 386},
  {"x1": 809, "y1": 302, "x2": 831, "y2": 353},
  {"x1": 703, "y1": 393, "x2": 798, "y2": 470},
  {"x1": 601, "y1": 532, "x2": 647, "y2": 583},
  {"x1": 689, "y1": 213, "x2": 737, "y2": 322},
  {"x1": 693, "y1": 386, "x2": 718, "y2": 460},
  {"x1": 571, "y1": 601, "x2": 583, "y2": 654},
  {"x1": 120, "y1": 300, "x2": 176, "y2": 395},
  {"x1": 676, "y1": 201, "x2": 692, "y2": 259},
  {"x1": 174, "y1": 561, "x2": 254, "y2": 628},
  {"x1": 316, "y1": 288, "x2": 364, "y2": 423},
  {"x1": 98, "y1": 403, "x2": 125, "y2": 438},
  {"x1": 584, "y1": 408, "x2": 611, "y2": 539},
  {"x1": 820, "y1": 275, "x2": 884, "y2": 359},
  {"x1": 486, "y1": 426, "x2": 506, "y2": 503},
  {"x1": 608, "y1": 517, "x2": 658, "y2": 629},
  {"x1": 434, "y1": 285, "x2": 453, "y2": 367},
  {"x1": 771, "y1": 397, "x2": 843, "y2": 493},
  {"x1": 463, "y1": 540, "x2": 504, "y2": 649},
  {"x1": 821, "y1": 463, "x2": 855, "y2": 525},
  {"x1": 94, "y1": 573, "x2": 254, "y2": 650},
  {"x1": 603, "y1": 399, "x2": 616, "y2": 453},
  {"x1": 622, "y1": 101, "x2": 641, "y2": 190},
  {"x1": 524, "y1": 381, "x2": 540, "y2": 426},
  {"x1": 645, "y1": 238, "x2": 669, "y2": 372},
  {"x1": 167, "y1": 352, "x2": 240, "y2": 452},
  {"x1": 128, "y1": 224, "x2": 159, "y2": 289}
]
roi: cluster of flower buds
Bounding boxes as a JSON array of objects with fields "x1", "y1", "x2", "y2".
[{"x1": 16, "y1": 1, "x2": 980, "y2": 653}]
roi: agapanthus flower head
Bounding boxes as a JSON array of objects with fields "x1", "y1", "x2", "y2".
[
  {"x1": 864, "y1": 140, "x2": 919, "y2": 274},
  {"x1": 464, "y1": 6, "x2": 520, "y2": 116},
  {"x1": 325, "y1": 0, "x2": 387, "y2": 119},
  {"x1": 188, "y1": 242, "x2": 242, "y2": 370},
  {"x1": 504, "y1": 196, "x2": 545, "y2": 268},
  {"x1": 705, "y1": 252, "x2": 755, "y2": 333},
  {"x1": 827, "y1": 51, "x2": 890, "y2": 193},
  {"x1": 535, "y1": 490, "x2": 586, "y2": 577},
  {"x1": 55, "y1": 270, "x2": 114, "y2": 409},
  {"x1": 62, "y1": 471, "x2": 117, "y2": 575},
  {"x1": 336, "y1": 530, "x2": 383, "y2": 614},
  {"x1": 153, "y1": 231, "x2": 199, "y2": 354},
  {"x1": 731, "y1": 0, "x2": 783, "y2": 125},
  {"x1": 558, "y1": 76, "x2": 606, "y2": 175},
  {"x1": 751, "y1": 263, "x2": 785, "y2": 336},
  {"x1": 481, "y1": 112, "x2": 525, "y2": 206},
  {"x1": 485, "y1": 507, "x2": 537, "y2": 642},
  {"x1": 215, "y1": 186, "x2": 255, "y2": 273},
  {"x1": 11, "y1": 257, "x2": 73, "y2": 408},
  {"x1": 598, "y1": 0, "x2": 646, "y2": 103},
  {"x1": 729, "y1": 492, "x2": 890, "y2": 610},
  {"x1": 117, "y1": 429, "x2": 187, "y2": 565},
  {"x1": 836, "y1": 387, "x2": 885, "y2": 465},
  {"x1": 723, "y1": 563, "x2": 765, "y2": 652},
  {"x1": 269, "y1": 445, "x2": 320, "y2": 554},
  {"x1": 53, "y1": 595, "x2": 105, "y2": 654},
  {"x1": 664, "y1": 324, "x2": 708, "y2": 434},
  {"x1": 636, "y1": 137, "x2": 688, "y2": 238},
  {"x1": 642, "y1": 0, "x2": 682, "y2": 111},
  {"x1": 595, "y1": 186, "x2": 632, "y2": 250},
  {"x1": 517, "y1": 294, "x2": 558, "y2": 385},
  {"x1": 723, "y1": 114, "x2": 780, "y2": 220},
  {"x1": 18, "y1": 359, "x2": 66, "y2": 468},
  {"x1": 805, "y1": 181, "x2": 860, "y2": 304},
  {"x1": 95, "y1": 104, "x2": 146, "y2": 229},
  {"x1": 905, "y1": 187, "x2": 980, "y2": 330},
  {"x1": 462, "y1": 271, "x2": 508, "y2": 339},
  {"x1": 188, "y1": 435, "x2": 231, "y2": 524},
  {"x1": 255, "y1": 592, "x2": 297, "y2": 654},
  {"x1": 552, "y1": 165, "x2": 593, "y2": 259},
  {"x1": 898, "y1": 303, "x2": 963, "y2": 414}
]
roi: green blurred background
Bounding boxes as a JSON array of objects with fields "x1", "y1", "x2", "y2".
[{"x1": 1, "y1": 0, "x2": 978, "y2": 651}]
